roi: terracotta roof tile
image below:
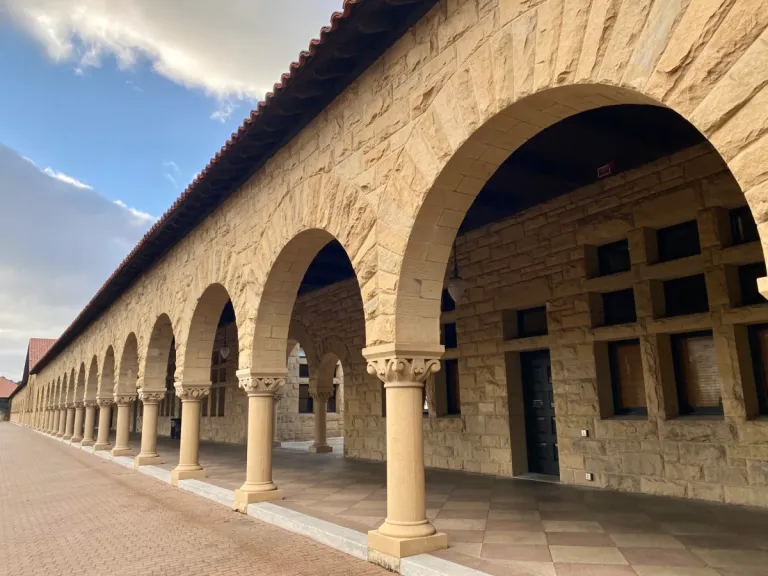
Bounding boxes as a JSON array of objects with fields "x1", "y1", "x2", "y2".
[
  {"x1": 0, "y1": 377, "x2": 18, "y2": 398},
  {"x1": 28, "y1": 339, "x2": 57, "y2": 372}
]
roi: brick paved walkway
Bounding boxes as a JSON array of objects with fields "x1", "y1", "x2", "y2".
[{"x1": 0, "y1": 424, "x2": 388, "y2": 576}]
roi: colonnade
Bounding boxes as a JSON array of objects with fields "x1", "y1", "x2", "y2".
[{"x1": 23, "y1": 344, "x2": 447, "y2": 559}]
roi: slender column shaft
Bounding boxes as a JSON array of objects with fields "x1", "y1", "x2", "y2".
[
  {"x1": 62, "y1": 407, "x2": 75, "y2": 441},
  {"x1": 111, "y1": 398, "x2": 133, "y2": 457},
  {"x1": 135, "y1": 391, "x2": 163, "y2": 467},
  {"x1": 71, "y1": 404, "x2": 84, "y2": 443},
  {"x1": 364, "y1": 349, "x2": 447, "y2": 559},
  {"x1": 82, "y1": 403, "x2": 96, "y2": 446},
  {"x1": 47, "y1": 410, "x2": 53, "y2": 433},
  {"x1": 234, "y1": 372, "x2": 283, "y2": 511},
  {"x1": 56, "y1": 408, "x2": 65, "y2": 436},
  {"x1": 94, "y1": 401, "x2": 112, "y2": 451},
  {"x1": 309, "y1": 391, "x2": 332, "y2": 453},
  {"x1": 170, "y1": 387, "x2": 208, "y2": 485}
]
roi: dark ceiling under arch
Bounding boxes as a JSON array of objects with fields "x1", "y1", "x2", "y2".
[{"x1": 298, "y1": 104, "x2": 708, "y2": 295}]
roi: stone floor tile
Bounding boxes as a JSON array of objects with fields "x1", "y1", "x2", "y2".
[
  {"x1": 435, "y1": 508, "x2": 489, "y2": 519},
  {"x1": 620, "y1": 547, "x2": 707, "y2": 567},
  {"x1": 610, "y1": 533, "x2": 685, "y2": 548},
  {"x1": 483, "y1": 530, "x2": 548, "y2": 545},
  {"x1": 554, "y1": 563, "x2": 638, "y2": 575},
  {"x1": 549, "y1": 546, "x2": 628, "y2": 565},
  {"x1": 481, "y1": 544, "x2": 553, "y2": 562},
  {"x1": 545, "y1": 532, "x2": 615, "y2": 546},
  {"x1": 631, "y1": 567, "x2": 720, "y2": 576},
  {"x1": 543, "y1": 520, "x2": 605, "y2": 533},
  {"x1": 690, "y1": 548, "x2": 768, "y2": 568}
]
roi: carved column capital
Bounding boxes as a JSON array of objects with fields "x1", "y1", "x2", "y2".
[
  {"x1": 310, "y1": 390, "x2": 333, "y2": 402},
  {"x1": 114, "y1": 395, "x2": 135, "y2": 406},
  {"x1": 83, "y1": 400, "x2": 97, "y2": 409},
  {"x1": 96, "y1": 398, "x2": 113, "y2": 408},
  {"x1": 364, "y1": 348, "x2": 442, "y2": 388},
  {"x1": 174, "y1": 382, "x2": 210, "y2": 401},
  {"x1": 138, "y1": 390, "x2": 166, "y2": 404},
  {"x1": 73, "y1": 401, "x2": 84, "y2": 409},
  {"x1": 66, "y1": 402, "x2": 76, "y2": 409},
  {"x1": 236, "y1": 369, "x2": 285, "y2": 396}
]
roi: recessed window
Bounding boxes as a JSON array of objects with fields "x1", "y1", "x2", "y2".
[
  {"x1": 597, "y1": 239, "x2": 631, "y2": 276},
  {"x1": 517, "y1": 306, "x2": 548, "y2": 338},
  {"x1": 730, "y1": 206, "x2": 759, "y2": 245},
  {"x1": 657, "y1": 220, "x2": 700, "y2": 262},
  {"x1": 672, "y1": 331, "x2": 722, "y2": 416},
  {"x1": 444, "y1": 359, "x2": 461, "y2": 416},
  {"x1": 327, "y1": 384, "x2": 338, "y2": 413},
  {"x1": 441, "y1": 323, "x2": 458, "y2": 349},
  {"x1": 739, "y1": 262, "x2": 767, "y2": 306},
  {"x1": 748, "y1": 325, "x2": 768, "y2": 415},
  {"x1": 663, "y1": 274, "x2": 709, "y2": 317},
  {"x1": 608, "y1": 339, "x2": 646, "y2": 415},
  {"x1": 602, "y1": 289, "x2": 637, "y2": 326},
  {"x1": 299, "y1": 384, "x2": 313, "y2": 414},
  {"x1": 299, "y1": 363, "x2": 309, "y2": 379},
  {"x1": 441, "y1": 289, "x2": 456, "y2": 312}
]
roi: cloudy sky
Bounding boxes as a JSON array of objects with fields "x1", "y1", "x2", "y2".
[{"x1": 0, "y1": 0, "x2": 342, "y2": 380}]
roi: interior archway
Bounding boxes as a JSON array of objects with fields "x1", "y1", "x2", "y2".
[
  {"x1": 117, "y1": 334, "x2": 139, "y2": 396},
  {"x1": 99, "y1": 347, "x2": 115, "y2": 398},
  {"x1": 85, "y1": 356, "x2": 98, "y2": 401}
]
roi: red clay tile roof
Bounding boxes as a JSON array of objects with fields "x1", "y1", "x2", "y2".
[
  {"x1": 28, "y1": 339, "x2": 57, "y2": 372},
  {"x1": 0, "y1": 377, "x2": 18, "y2": 399},
  {"x1": 31, "y1": 0, "x2": 439, "y2": 375}
]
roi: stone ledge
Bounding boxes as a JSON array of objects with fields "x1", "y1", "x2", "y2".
[
  {"x1": 113, "y1": 456, "x2": 135, "y2": 470},
  {"x1": 137, "y1": 465, "x2": 172, "y2": 484},
  {"x1": 178, "y1": 479, "x2": 235, "y2": 508},
  {"x1": 246, "y1": 502, "x2": 368, "y2": 561},
  {"x1": 401, "y1": 554, "x2": 489, "y2": 576}
]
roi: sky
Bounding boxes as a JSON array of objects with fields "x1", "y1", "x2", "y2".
[{"x1": 0, "y1": 0, "x2": 343, "y2": 381}]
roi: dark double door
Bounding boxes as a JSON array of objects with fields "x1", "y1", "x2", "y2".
[{"x1": 520, "y1": 350, "x2": 559, "y2": 477}]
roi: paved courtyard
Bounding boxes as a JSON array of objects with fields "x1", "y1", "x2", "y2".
[
  {"x1": 0, "y1": 424, "x2": 387, "y2": 576},
  {"x1": 126, "y1": 433, "x2": 768, "y2": 576}
]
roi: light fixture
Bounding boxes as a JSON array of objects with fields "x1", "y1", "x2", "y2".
[
  {"x1": 446, "y1": 241, "x2": 467, "y2": 305},
  {"x1": 219, "y1": 328, "x2": 230, "y2": 361}
]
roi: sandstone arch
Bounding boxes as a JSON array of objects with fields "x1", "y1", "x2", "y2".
[
  {"x1": 247, "y1": 174, "x2": 375, "y2": 373},
  {"x1": 85, "y1": 356, "x2": 99, "y2": 402},
  {"x1": 143, "y1": 314, "x2": 176, "y2": 392},
  {"x1": 376, "y1": 1, "x2": 768, "y2": 347},
  {"x1": 99, "y1": 347, "x2": 115, "y2": 398},
  {"x1": 116, "y1": 334, "x2": 139, "y2": 396},
  {"x1": 180, "y1": 284, "x2": 237, "y2": 387}
]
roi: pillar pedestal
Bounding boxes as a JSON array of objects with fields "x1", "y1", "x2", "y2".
[
  {"x1": 134, "y1": 390, "x2": 164, "y2": 468},
  {"x1": 111, "y1": 396, "x2": 134, "y2": 457},
  {"x1": 93, "y1": 399, "x2": 113, "y2": 451},
  {"x1": 363, "y1": 345, "x2": 447, "y2": 566},
  {"x1": 71, "y1": 403, "x2": 84, "y2": 443},
  {"x1": 56, "y1": 407, "x2": 66, "y2": 437},
  {"x1": 81, "y1": 401, "x2": 97, "y2": 446},
  {"x1": 170, "y1": 385, "x2": 209, "y2": 485},
  {"x1": 233, "y1": 371, "x2": 284, "y2": 512},
  {"x1": 308, "y1": 390, "x2": 333, "y2": 453}
]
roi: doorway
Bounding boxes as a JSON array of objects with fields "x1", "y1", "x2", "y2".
[{"x1": 520, "y1": 350, "x2": 559, "y2": 477}]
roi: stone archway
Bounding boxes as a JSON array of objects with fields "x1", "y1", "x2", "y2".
[
  {"x1": 112, "y1": 333, "x2": 139, "y2": 457},
  {"x1": 94, "y1": 346, "x2": 116, "y2": 451}
]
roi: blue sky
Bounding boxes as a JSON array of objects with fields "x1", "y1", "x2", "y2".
[{"x1": 0, "y1": 0, "x2": 342, "y2": 379}]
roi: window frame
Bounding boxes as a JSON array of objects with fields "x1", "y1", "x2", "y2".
[
  {"x1": 671, "y1": 330, "x2": 723, "y2": 417},
  {"x1": 656, "y1": 220, "x2": 701, "y2": 263},
  {"x1": 608, "y1": 339, "x2": 647, "y2": 416}
]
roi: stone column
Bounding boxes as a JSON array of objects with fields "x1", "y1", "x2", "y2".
[
  {"x1": 94, "y1": 399, "x2": 113, "y2": 451},
  {"x1": 62, "y1": 404, "x2": 75, "y2": 441},
  {"x1": 111, "y1": 396, "x2": 134, "y2": 457},
  {"x1": 364, "y1": 345, "x2": 447, "y2": 561},
  {"x1": 309, "y1": 390, "x2": 333, "y2": 453},
  {"x1": 170, "y1": 384, "x2": 209, "y2": 485},
  {"x1": 81, "y1": 401, "x2": 97, "y2": 446},
  {"x1": 71, "y1": 402, "x2": 85, "y2": 443},
  {"x1": 135, "y1": 390, "x2": 164, "y2": 467},
  {"x1": 272, "y1": 393, "x2": 282, "y2": 447},
  {"x1": 56, "y1": 406, "x2": 66, "y2": 437},
  {"x1": 233, "y1": 371, "x2": 284, "y2": 511},
  {"x1": 46, "y1": 409, "x2": 53, "y2": 434}
]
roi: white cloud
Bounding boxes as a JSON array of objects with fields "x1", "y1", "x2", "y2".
[
  {"x1": 114, "y1": 199, "x2": 156, "y2": 226},
  {"x1": 3, "y1": 0, "x2": 344, "y2": 120},
  {"x1": 162, "y1": 160, "x2": 180, "y2": 188},
  {"x1": 42, "y1": 166, "x2": 92, "y2": 189},
  {"x1": 0, "y1": 144, "x2": 154, "y2": 379}
]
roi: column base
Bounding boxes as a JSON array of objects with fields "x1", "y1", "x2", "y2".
[
  {"x1": 170, "y1": 467, "x2": 206, "y2": 486},
  {"x1": 367, "y1": 530, "x2": 447, "y2": 568},
  {"x1": 93, "y1": 442, "x2": 112, "y2": 452},
  {"x1": 233, "y1": 487, "x2": 283, "y2": 512},
  {"x1": 71, "y1": 436, "x2": 83, "y2": 444},
  {"x1": 111, "y1": 447, "x2": 133, "y2": 457},
  {"x1": 62, "y1": 435, "x2": 72, "y2": 442},
  {"x1": 55, "y1": 433, "x2": 64, "y2": 438},
  {"x1": 81, "y1": 439, "x2": 95, "y2": 447},
  {"x1": 308, "y1": 444, "x2": 333, "y2": 454},
  {"x1": 134, "y1": 454, "x2": 162, "y2": 468}
]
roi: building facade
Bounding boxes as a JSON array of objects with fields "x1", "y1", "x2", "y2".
[{"x1": 11, "y1": 0, "x2": 768, "y2": 564}]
